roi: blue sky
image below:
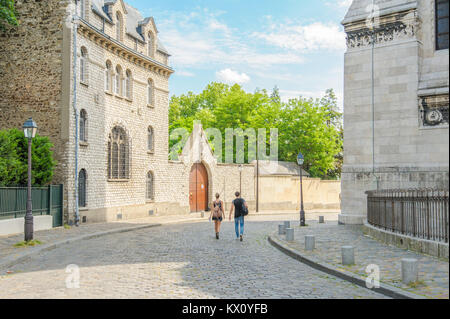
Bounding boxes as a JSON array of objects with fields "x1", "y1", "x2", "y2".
[{"x1": 126, "y1": 0, "x2": 352, "y2": 108}]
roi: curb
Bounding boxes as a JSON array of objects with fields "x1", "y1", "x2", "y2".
[
  {"x1": 268, "y1": 234, "x2": 427, "y2": 299},
  {"x1": 0, "y1": 223, "x2": 162, "y2": 271}
]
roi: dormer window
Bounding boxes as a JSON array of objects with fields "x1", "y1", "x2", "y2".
[{"x1": 116, "y1": 12, "x2": 123, "y2": 42}]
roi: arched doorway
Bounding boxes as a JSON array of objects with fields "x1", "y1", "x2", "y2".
[{"x1": 189, "y1": 163, "x2": 209, "y2": 212}]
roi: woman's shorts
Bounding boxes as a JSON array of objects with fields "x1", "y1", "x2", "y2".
[{"x1": 212, "y1": 217, "x2": 223, "y2": 222}]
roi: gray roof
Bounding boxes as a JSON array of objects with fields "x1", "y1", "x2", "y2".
[
  {"x1": 90, "y1": 0, "x2": 170, "y2": 55},
  {"x1": 342, "y1": 0, "x2": 417, "y2": 25},
  {"x1": 252, "y1": 161, "x2": 310, "y2": 177}
]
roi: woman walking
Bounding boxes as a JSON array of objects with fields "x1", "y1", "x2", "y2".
[{"x1": 210, "y1": 193, "x2": 225, "y2": 239}]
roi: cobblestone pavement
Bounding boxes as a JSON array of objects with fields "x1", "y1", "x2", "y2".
[
  {"x1": 274, "y1": 221, "x2": 449, "y2": 299},
  {"x1": 0, "y1": 215, "x2": 386, "y2": 299}
]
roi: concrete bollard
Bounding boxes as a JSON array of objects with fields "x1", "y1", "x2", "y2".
[
  {"x1": 319, "y1": 216, "x2": 325, "y2": 224},
  {"x1": 286, "y1": 228, "x2": 294, "y2": 242},
  {"x1": 402, "y1": 258, "x2": 419, "y2": 285},
  {"x1": 284, "y1": 221, "x2": 291, "y2": 229},
  {"x1": 278, "y1": 224, "x2": 286, "y2": 235},
  {"x1": 305, "y1": 235, "x2": 315, "y2": 251},
  {"x1": 342, "y1": 246, "x2": 355, "y2": 265}
]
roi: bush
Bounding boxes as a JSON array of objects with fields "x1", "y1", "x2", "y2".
[{"x1": 0, "y1": 128, "x2": 56, "y2": 186}]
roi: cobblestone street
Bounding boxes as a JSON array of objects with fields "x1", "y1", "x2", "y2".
[{"x1": 0, "y1": 215, "x2": 386, "y2": 299}]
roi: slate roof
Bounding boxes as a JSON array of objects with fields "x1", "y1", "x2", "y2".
[{"x1": 90, "y1": 0, "x2": 170, "y2": 55}]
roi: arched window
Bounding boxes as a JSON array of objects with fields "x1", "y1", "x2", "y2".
[
  {"x1": 80, "y1": 47, "x2": 88, "y2": 83},
  {"x1": 108, "y1": 127, "x2": 129, "y2": 180},
  {"x1": 146, "y1": 171, "x2": 154, "y2": 201},
  {"x1": 78, "y1": 169, "x2": 87, "y2": 208},
  {"x1": 80, "y1": 109, "x2": 87, "y2": 142},
  {"x1": 148, "y1": 32, "x2": 154, "y2": 57},
  {"x1": 147, "y1": 79, "x2": 153, "y2": 105},
  {"x1": 115, "y1": 66, "x2": 122, "y2": 95},
  {"x1": 116, "y1": 12, "x2": 123, "y2": 41},
  {"x1": 125, "y1": 70, "x2": 132, "y2": 100},
  {"x1": 147, "y1": 126, "x2": 154, "y2": 152},
  {"x1": 105, "y1": 61, "x2": 112, "y2": 92}
]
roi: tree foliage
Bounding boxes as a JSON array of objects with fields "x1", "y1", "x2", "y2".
[
  {"x1": 0, "y1": 129, "x2": 57, "y2": 186},
  {"x1": 0, "y1": 0, "x2": 18, "y2": 31},
  {"x1": 169, "y1": 82, "x2": 343, "y2": 179}
]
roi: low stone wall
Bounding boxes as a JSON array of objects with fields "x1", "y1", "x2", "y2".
[
  {"x1": 363, "y1": 223, "x2": 449, "y2": 260},
  {"x1": 0, "y1": 216, "x2": 53, "y2": 237},
  {"x1": 259, "y1": 176, "x2": 341, "y2": 211}
]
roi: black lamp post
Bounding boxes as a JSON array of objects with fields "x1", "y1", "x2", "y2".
[
  {"x1": 239, "y1": 164, "x2": 243, "y2": 195},
  {"x1": 297, "y1": 152, "x2": 305, "y2": 227},
  {"x1": 23, "y1": 118, "x2": 38, "y2": 242}
]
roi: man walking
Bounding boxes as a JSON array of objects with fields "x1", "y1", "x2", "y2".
[{"x1": 229, "y1": 192, "x2": 248, "y2": 242}]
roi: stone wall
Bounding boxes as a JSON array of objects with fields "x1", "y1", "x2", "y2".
[
  {"x1": 340, "y1": 0, "x2": 449, "y2": 225},
  {"x1": 0, "y1": 0, "x2": 72, "y2": 218}
]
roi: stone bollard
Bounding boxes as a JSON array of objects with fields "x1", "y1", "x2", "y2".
[
  {"x1": 278, "y1": 224, "x2": 286, "y2": 235},
  {"x1": 284, "y1": 221, "x2": 291, "y2": 229},
  {"x1": 305, "y1": 235, "x2": 315, "y2": 251},
  {"x1": 286, "y1": 228, "x2": 294, "y2": 242},
  {"x1": 342, "y1": 246, "x2": 355, "y2": 265},
  {"x1": 402, "y1": 258, "x2": 419, "y2": 285},
  {"x1": 319, "y1": 216, "x2": 325, "y2": 224}
]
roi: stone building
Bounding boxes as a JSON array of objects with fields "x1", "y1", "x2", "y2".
[
  {"x1": 0, "y1": 0, "x2": 259, "y2": 223},
  {"x1": 339, "y1": 0, "x2": 449, "y2": 224}
]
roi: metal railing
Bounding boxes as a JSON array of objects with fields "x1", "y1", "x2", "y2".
[
  {"x1": 366, "y1": 189, "x2": 449, "y2": 243},
  {"x1": 0, "y1": 185, "x2": 64, "y2": 227}
]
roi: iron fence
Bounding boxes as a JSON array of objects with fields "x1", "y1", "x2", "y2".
[
  {"x1": 0, "y1": 185, "x2": 64, "y2": 227},
  {"x1": 366, "y1": 189, "x2": 449, "y2": 243}
]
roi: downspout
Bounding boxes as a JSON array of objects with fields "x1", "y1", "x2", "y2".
[
  {"x1": 370, "y1": 0, "x2": 380, "y2": 190},
  {"x1": 72, "y1": 1, "x2": 80, "y2": 226}
]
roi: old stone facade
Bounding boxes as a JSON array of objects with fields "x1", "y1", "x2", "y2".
[
  {"x1": 340, "y1": 0, "x2": 449, "y2": 224},
  {"x1": 0, "y1": 0, "x2": 261, "y2": 223}
]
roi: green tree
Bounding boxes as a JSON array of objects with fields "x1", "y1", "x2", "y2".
[
  {"x1": 0, "y1": 129, "x2": 56, "y2": 186},
  {"x1": 169, "y1": 82, "x2": 343, "y2": 179},
  {"x1": 0, "y1": 0, "x2": 19, "y2": 31}
]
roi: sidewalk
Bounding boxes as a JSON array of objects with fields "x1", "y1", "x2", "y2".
[
  {"x1": 271, "y1": 221, "x2": 449, "y2": 299},
  {"x1": 0, "y1": 214, "x2": 205, "y2": 269}
]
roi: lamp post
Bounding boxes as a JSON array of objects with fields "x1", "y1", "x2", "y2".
[
  {"x1": 297, "y1": 152, "x2": 305, "y2": 227},
  {"x1": 23, "y1": 118, "x2": 38, "y2": 242},
  {"x1": 239, "y1": 164, "x2": 243, "y2": 195}
]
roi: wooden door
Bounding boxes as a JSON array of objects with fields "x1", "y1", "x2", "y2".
[{"x1": 189, "y1": 163, "x2": 208, "y2": 212}]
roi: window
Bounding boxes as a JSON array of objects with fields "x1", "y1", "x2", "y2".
[
  {"x1": 108, "y1": 127, "x2": 129, "y2": 180},
  {"x1": 125, "y1": 70, "x2": 132, "y2": 100},
  {"x1": 148, "y1": 32, "x2": 154, "y2": 57},
  {"x1": 80, "y1": 109, "x2": 87, "y2": 142},
  {"x1": 116, "y1": 12, "x2": 123, "y2": 41},
  {"x1": 78, "y1": 169, "x2": 87, "y2": 208},
  {"x1": 147, "y1": 79, "x2": 153, "y2": 105},
  {"x1": 80, "y1": 47, "x2": 88, "y2": 83},
  {"x1": 115, "y1": 66, "x2": 122, "y2": 95},
  {"x1": 146, "y1": 171, "x2": 154, "y2": 201},
  {"x1": 436, "y1": 0, "x2": 449, "y2": 50},
  {"x1": 147, "y1": 126, "x2": 154, "y2": 152},
  {"x1": 105, "y1": 61, "x2": 112, "y2": 92}
]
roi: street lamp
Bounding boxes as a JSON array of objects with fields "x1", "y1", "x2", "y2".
[
  {"x1": 297, "y1": 152, "x2": 305, "y2": 227},
  {"x1": 23, "y1": 118, "x2": 38, "y2": 242},
  {"x1": 239, "y1": 164, "x2": 244, "y2": 195}
]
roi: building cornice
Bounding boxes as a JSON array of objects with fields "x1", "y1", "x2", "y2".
[{"x1": 78, "y1": 19, "x2": 174, "y2": 77}]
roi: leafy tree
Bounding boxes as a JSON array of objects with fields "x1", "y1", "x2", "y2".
[
  {"x1": 0, "y1": 129, "x2": 56, "y2": 186},
  {"x1": 169, "y1": 82, "x2": 343, "y2": 179},
  {"x1": 0, "y1": 0, "x2": 19, "y2": 31}
]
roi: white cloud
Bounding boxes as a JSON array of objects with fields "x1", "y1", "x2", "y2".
[
  {"x1": 176, "y1": 70, "x2": 195, "y2": 77},
  {"x1": 253, "y1": 21, "x2": 346, "y2": 52},
  {"x1": 216, "y1": 69, "x2": 250, "y2": 84},
  {"x1": 279, "y1": 89, "x2": 343, "y2": 111}
]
